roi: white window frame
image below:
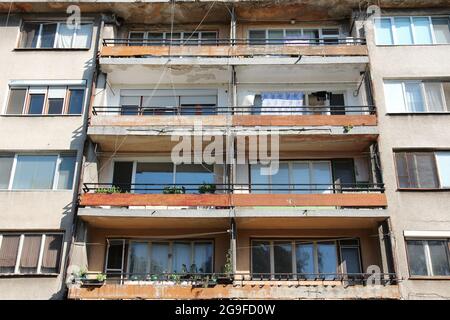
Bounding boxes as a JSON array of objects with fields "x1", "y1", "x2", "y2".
[
  {"x1": 0, "y1": 232, "x2": 64, "y2": 275},
  {"x1": 248, "y1": 27, "x2": 342, "y2": 45},
  {"x1": 128, "y1": 31, "x2": 218, "y2": 46},
  {"x1": 406, "y1": 239, "x2": 450, "y2": 277},
  {"x1": 3, "y1": 85, "x2": 85, "y2": 115},
  {"x1": 384, "y1": 80, "x2": 450, "y2": 113},
  {"x1": 374, "y1": 16, "x2": 450, "y2": 45},
  {"x1": 20, "y1": 21, "x2": 93, "y2": 49},
  {"x1": 1, "y1": 153, "x2": 77, "y2": 191}
]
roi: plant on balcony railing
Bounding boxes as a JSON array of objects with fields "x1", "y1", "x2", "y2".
[
  {"x1": 198, "y1": 183, "x2": 216, "y2": 194},
  {"x1": 73, "y1": 269, "x2": 107, "y2": 286},
  {"x1": 162, "y1": 186, "x2": 186, "y2": 194},
  {"x1": 94, "y1": 186, "x2": 122, "y2": 194}
]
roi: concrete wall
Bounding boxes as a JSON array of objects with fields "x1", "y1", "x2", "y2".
[
  {"x1": 0, "y1": 14, "x2": 100, "y2": 299},
  {"x1": 362, "y1": 10, "x2": 450, "y2": 299}
]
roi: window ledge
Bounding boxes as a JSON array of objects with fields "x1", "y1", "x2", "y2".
[
  {"x1": 409, "y1": 276, "x2": 450, "y2": 280},
  {"x1": 13, "y1": 48, "x2": 90, "y2": 52},
  {"x1": 0, "y1": 189, "x2": 74, "y2": 193},
  {"x1": 0, "y1": 273, "x2": 60, "y2": 278},
  {"x1": 375, "y1": 44, "x2": 450, "y2": 47},
  {"x1": 1, "y1": 114, "x2": 83, "y2": 117},
  {"x1": 386, "y1": 112, "x2": 450, "y2": 116},
  {"x1": 397, "y1": 188, "x2": 450, "y2": 192}
]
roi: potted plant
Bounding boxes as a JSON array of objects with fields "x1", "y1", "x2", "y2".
[
  {"x1": 198, "y1": 183, "x2": 216, "y2": 194},
  {"x1": 95, "y1": 186, "x2": 122, "y2": 194},
  {"x1": 217, "y1": 249, "x2": 234, "y2": 284},
  {"x1": 163, "y1": 186, "x2": 185, "y2": 194},
  {"x1": 81, "y1": 273, "x2": 106, "y2": 286}
]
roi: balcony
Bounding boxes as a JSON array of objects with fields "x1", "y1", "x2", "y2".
[
  {"x1": 79, "y1": 182, "x2": 386, "y2": 208},
  {"x1": 91, "y1": 105, "x2": 377, "y2": 127},
  {"x1": 100, "y1": 37, "x2": 368, "y2": 59}
]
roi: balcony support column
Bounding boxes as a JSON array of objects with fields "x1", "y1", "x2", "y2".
[
  {"x1": 230, "y1": 6, "x2": 236, "y2": 45},
  {"x1": 230, "y1": 217, "x2": 237, "y2": 274},
  {"x1": 378, "y1": 219, "x2": 396, "y2": 279}
]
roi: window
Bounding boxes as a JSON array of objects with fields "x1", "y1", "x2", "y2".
[
  {"x1": 384, "y1": 80, "x2": 450, "y2": 113},
  {"x1": 251, "y1": 239, "x2": 361, "y2": 279},
  {"x1": 128, "y1": 31, "x2": 218, "y2": 46},
  {"x1": 406, "y1": 239, "x2": 450, "y2": 277},
  {"x1": 106, "y1": 239, "x2": 213, "y2": 278},
  {"x1": 4, "y1": 85, "x2": 85, "y2": 115},
  {"x1": 394, "y1": 151, "x2": 450, "y2": 189},
  {"x1": 19, "y1": 22, "x2": 92, "y2": 49},
  {"x1": 249, "y1": 28, "x2": 340, "y2": 45},
  {"x1": 0, "y1": 233, "x2": 63, "y2": 275},
  {"x1": 374, "y1": 16, "x2": 450, "y2": 45},
  {"x1": 0, "y1": 153, "x2": 77, "y2": 190}
]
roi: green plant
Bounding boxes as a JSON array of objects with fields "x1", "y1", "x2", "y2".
[
  {"x1": 96, "y1": 273, "x2": 107, "y2": 282},
  {"x1": 198, "y1": 183, "x2": 216, "y2": 194},
  {"x1": 222, "y1": 249, "x2": 233, "y2": 275},
  {"x1": 343, "y1": 125, "x2": 353, "y2": 133},
  {"x1": 74, "y1": 267, "x2": 87, "y2": 279},
  {"x1": 95, "y1": 186, "x2": 122, "y2": 194},
  {"x1": 163, "y1": 186, "x2": 185, "y2": 194}
]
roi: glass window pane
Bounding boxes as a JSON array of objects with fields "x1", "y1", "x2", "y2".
[
  {"x1": 296, "y1": 243, "x2": 314, "y2": 279},
  {"x1": 47, "y1": 98, "x2": 64, "y2": 114},
  {"x1": 21, "y1": 23, "x2": 40, "y2": 48},
  {"x1": 41, "y1": 234, "x2": 63, "y2": 274},
  {"x1": 28, "y1": 94, "x2": 45, "y2": 114},
  {"x1": 40, "y1": 23, "x2": 57, "y2": 48},
  {"x1": 395, "y1": 153, "x2": 412, "y2": 188},
  {"x1": 175, "y1": 164, "x2": 214, "y2": 194},
  {"x1": 436, "y1": 152, "x2": 450, "y2": 188},
  {"x1": 317, "y1": 241, "x2": 338, "y2": 279},
  {"x1": 67, "y1": 89, "x2": 84, "y2": 114},
  {"x1": 147, "y1": 33, "x2": 164, "y2": 46},
  {"x1": 273, "y1": 241, "x2": 292, "y2": 275},
  {"x1": 303, "y1": 29, "x2": 319, "y2": 44},
  {"x1": 415, "y1": 153, "x2": 439, "y2": 188},
  {"x1": 375, "y1": 18, "x2": 393, "y2": 45},
  {"x1": 268, "y1": 29, "x2": 283, "y2": 44},
  {"x1": 412, "y1": 17, "x2": 432, "y2": 44},
  {"x1": 106, "y1": 240, "x2": 124, "y2": 270},
  {"x1": 428, "y1": 240, "x2": 450, "y2": 276},
  {"x1": 432, "y1": 17, "x2": 450, "y2": 44},
  {"x1": 341, "y1": 247, "x2": 362, "y2": 274},
  {"x1": 270, "y1": 163, "x2": 289, "y2": 194},
  {"x1": 292, "y1": 162, "x2": 310, "y2": 194},
  {"x1": 0, "y1": 155, "x2": 14, "y2": 189},
  {"x1": 311, "y1": 162, "x2": 332, "y2": 193},
  {"x1": 424, "y1": 82, "x2": 445, "y2": 112},
  {"x1": 200, "y1": 32, "x2": 217, "y2": 45},
  {"x1": 12, "y1": 155, "x2": 57, "y2": 190},
  {"x1": 384, "y1": 81, "x2": 406, "y2": 113},
  {"x1": 193, "y1": 242, "x2": 213, "y2": 273},
  {"x1": 6, "y1": 89, "x2": 26, "y2": 114},
  {"x1": 406, "y1": 240, "x2": 428, "y2": 276},
  {"x1": 56, "y1": 23, "x2": 74, "y2": 48},
  {"x1": 19, "y1": 235, "x2": 42, "y2": 274},
  {"x1": 128, "y1": 242, "x2": 149, "y2": 278},
  {"x1": 394, "y1": 17, "x2": 413, "y2": 45},
  {"x1": 249, "y1": 30, "x2": 266, "y2": 44},
  {"x1": 251, "y1": 164, "x2": 270, "y2": 194},
  {"x1": 252, "y1": 241, "x2": 271, "y2": 275},
  {"x1": 73, "y1": 24, "x2": 92, "y2": 48},
  {"x1": 150, "y1": 242, "x2": 170, "y2": 274},
  {"x1": 404, "y1": 82, "x2": 425, "y2": 112},
  {"x1": 135, "y1": 163, "x2": 174, "y2": 194},
  {"x1": 443, "y1": 83, "x2": 450, "y2": 111},
  {"x1": 57, "y1": 155, "x2": 76, "y2": 189},
  {"x1": 0, "y1": 235, "x2": 20, "y2": 273},
  {"x1": 172, "y1": 242, "x2": 191, "y2": 273}
]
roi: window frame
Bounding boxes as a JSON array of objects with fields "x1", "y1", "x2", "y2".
[
  {"x1": 393, "y1": 150, "x2": 450, "y2": 190},
  {"x1": 0, "y1": 153, "x2": 77, "y2": 191},
  {"x1": 247, "y1": 27, "x2": 342, "y2": 45},
  {"x1": 374, "y1": 16, "x2": 450, "y2": 46},
  {"x1": 127, "y1": 31, "x2": 219, "y2": 46},
  {"x1": 0, "y1": 232, "x2": 64, "y2": 276},
  {"x1": 405, "y1": 238, "x2": 450, "y2": 279},
  {"x1": 384, "y1": 80, "x2": 450, "y2": 114},
  {"x1": 4, "y1": 85, "x2": 85, "y2": 116},
  {"x1": 18, "y1": 21, "x2": 93, "y2": 49}
]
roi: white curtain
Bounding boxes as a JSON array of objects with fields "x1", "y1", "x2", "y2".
[
  {"x1": 404, "y1": 83, "x2": 425, "y2": 112},
  {"x1": 56, "y1": 24, "x2": 73, "y2": 48},
  {"x1": 261, "y1": 92, "x2": 304, "y2": 115},
  {"x1": 424, "y1": 83, "x2": 444, "y2": 112},
  {"x1": 73, "y1": 24, "x2": 92, "y2": 48}
]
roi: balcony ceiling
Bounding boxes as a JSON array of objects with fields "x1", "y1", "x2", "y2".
[{"x1": 1, "y1": 1, "x2": 449, "y2": 23}]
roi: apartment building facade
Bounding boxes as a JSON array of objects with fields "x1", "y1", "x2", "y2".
[{"x1": 0, "y1": 1, "x2": 448, "y2": 300}]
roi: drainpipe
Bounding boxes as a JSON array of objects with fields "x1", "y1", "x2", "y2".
[
  {"x1": 230, "y1": 218, "x2": 237, "y2": 274},
  {"x1": 63, "y1": 14, "x2": 106, "y2": 296}
]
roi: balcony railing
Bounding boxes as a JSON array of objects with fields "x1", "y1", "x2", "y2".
[
  {"x1": 103, "y1": 38, "x2": 367, "y2": 47},
  {"x1": 75, "y1": 272, "x2": 396, "y2": 286},
  {"x1": 82, "y1": 182, "x2": 385, "y2": 194},
  {"x1": 92, "y1": 105, "x2": 376, "y2": 116}
]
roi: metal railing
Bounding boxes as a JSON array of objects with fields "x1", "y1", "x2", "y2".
[
  {"x1": 76, "y1": 271, "x2": 396, "y2": 286},
  {"x1": 103, "y1": 38, "x2": 366, "y2": 47},
  {"x1": 82, "y1": 182, "x2": 385, "y2": 194},
  {"x1": 92, "y1": 105, "x2": 376, "y2": 116}
]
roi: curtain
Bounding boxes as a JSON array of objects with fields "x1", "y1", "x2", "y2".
[
  {"x1": 404, "y1": 83, "x2": 425, "y2": 112},
  {"x1": 150, "y1": 243, "x2": 170, "y2": 274},
  {"x1": 261, "y1": 92, "x2": 304, "y2": 115},
  {"x1": 73, "y1": 24, "x2": 92, "y2": 48},
  {"x1": 56, "y1": 23, "x2": 74, "y2": 48},
  {"x1": 0, "y1": 235, "x2": 20, "y2": 270},
  {"x1": 172, "y1": 242, "x2": 191, "y2": 273},
  {"x1": 12, "y1": 155, "x2": 57, "y2": 190},
  {"x1": 193, "y1": 243, "x2": 213, "y2": 273},
  {"x1": 19, "y1": 235, "x2": 41, "y2": 273},
  {"x1": 57, "y1": 155, "x2": 76, "y2": 190},
  {"x1": 424, "y1": 83, "x2": 445, "y2": 111},
  {"x1": 42, "y1": 235, "x2": 63, "y2": 273}
]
